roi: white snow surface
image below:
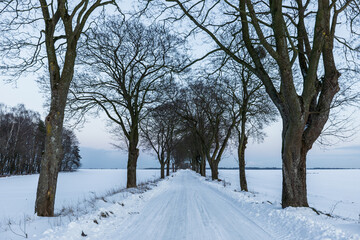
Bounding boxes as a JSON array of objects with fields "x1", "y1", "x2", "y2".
[
  {"x1": 216, "y1": 169, "x2": 360, "y2": 222},
  {"x1": 0, "y1": 169, "x2": 359, "y2": 239},
  {"x1": 0, "y1": 169, "x2": 160, "y2": 236}
]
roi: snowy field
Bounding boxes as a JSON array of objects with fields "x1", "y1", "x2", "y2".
[
  {"x1": 217, "y1": 169, "x2": 360, "y2": 222},
  {"x1": 0, "y1": 169, "x2": 359, "y2": 239},
  {"x1": 0, "y1": 169, "x2": 160, "y2": 230}
]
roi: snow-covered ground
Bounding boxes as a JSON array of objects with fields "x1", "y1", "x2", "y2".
[
  {"x1": 0, "y1": 169, "x2": 160, "y2": 235},
  {"x1": 216, "y1": 169, "x2": 360, "y2": 222},
  {"x1": 0, "y1": 169, "x2": 359, "y2": 239}
]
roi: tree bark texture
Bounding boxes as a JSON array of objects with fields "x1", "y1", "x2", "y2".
[
  {"x1": 166, "y1": 155, "x2": 170, "y2": 176},
  {"x1": 281, "y1": 118, "x2": 309, "y2": 207},
  {"x1": 127, "y1": 141, "x2": 139, "y2": 188},
  {"x1": 160, "y1": 162, "x2": 165, "y2": 179},
  {"x1": 200, "y1": 153, "x2": 206, "y2": 177},
  {"x1": 210, "y1": 161, "x2": 219, "y2": 180},
  {"x1": 35, "y1": 33, "x2": 75, "y2": 216},
  {"x1": 35, "y1": 81, "x2": 70, "y2": 216},
  {"x1": 238, "y1": 134, "x2": 248, "y2": 192}
]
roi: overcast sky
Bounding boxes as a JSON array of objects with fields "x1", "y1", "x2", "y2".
[{"x1": 0, "y1": 74, "x2": 359, "y2": 169}]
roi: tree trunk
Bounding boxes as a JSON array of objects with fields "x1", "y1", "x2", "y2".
[
  {"x1": 200, "y1": 153, "x2": 206, "y2": 177},
  {"x1": 127, "y1": 142, "x2": 139, "y2": 188},
  {"x1": 238, "y1": 134, "x2": 248, "y2": 192},
  {"x1": 191, "y1": 157, "x2": 197, "y2": 171},
  {"x1": 160, "y1": 162, "x2": 165, "y2": 179},
  {"x1": 166, "y1": 155, "x2": 170, "y2": 176},
  {"x1": 281, "y1": 120, "x2": 309, "y2": 208},
  {"x1": 34, "y1": 16, "x2": 77, "y2": 215},
  {"x1": 35, "y1": 92, "x2": 67, "y2": 216},
  {"x1": 210, "y1": 161, "x2": 219, "y2": 180}
]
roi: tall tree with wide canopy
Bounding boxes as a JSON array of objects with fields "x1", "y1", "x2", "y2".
[
  {"x1": 70, "y1": 17, "x2": 187, "y2": 188},
  {"x1": 0, "y1": 0, "x2": 116, "y2": 216},
  {"x1": 213, "y1": 56, "x2": 277, "y2": 191},
  {"x1": 154, "y1": 0, "x2": 357, "y2": 207}
]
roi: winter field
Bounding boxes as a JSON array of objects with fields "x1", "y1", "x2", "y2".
[
  {"x1": 0, "y1": 169, "x2": 160, "y2": 239},
  {"x1": 217, "y1": 169, "x2": 360, "y2": 222},
  {"x1": 0, "y1": 169, "x2": 359, "y2": 239}
]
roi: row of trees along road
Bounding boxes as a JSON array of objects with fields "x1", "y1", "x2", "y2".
[
  {"x1": 171, "y1": 53, "x2": 276, "y2": 182},
  {"x1": 150, "y1": 0, "x2": 360, "y2": 208},
  {"x1": 68, "y1": 17, "x2": 188, "y2": 187},
  {"x1": 0, "y1": 0, "x2": 359, "y2": 217},
  {"x1": 0, "y1": 104, "x2": 81, "y2": 175}
]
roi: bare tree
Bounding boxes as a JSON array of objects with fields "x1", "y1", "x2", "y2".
[
  {"x1": 0, "y1": 0, "x2": 116, "y2": 216},
  {"x1": 176, "y1": 79, "x2": 240, "y2": 180},
  {"x1": 69, "y1": 17, "x2": 187, "y2": 187},
  {"x1": 153, "y1": 0, "x2": 358, "y2": 208},
  {"x1": 216, "y1": 57, "x2": 277, "y2": 191},
  {"x1": 172, "y1": 89, "x2": 206, "y2": 176},
  {"x1": 198, "y1": 80, "x2": 239, "y2": 180},
  {"x1": 141, "y1": 102, "x2": 179, "y2": 178}
]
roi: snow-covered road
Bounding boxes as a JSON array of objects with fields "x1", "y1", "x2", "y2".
[
  {"x1": 41, "y1": 170, "x2": 360, "y2": 240},
  {"x1": 112, "y1": 170, "x2": 274, "y2": 240}
]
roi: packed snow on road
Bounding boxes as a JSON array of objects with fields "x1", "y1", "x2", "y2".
[{"x1": 0, "y1": 169, "x2": 359, "y2": 239}]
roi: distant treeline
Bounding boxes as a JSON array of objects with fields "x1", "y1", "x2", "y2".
[{"x1": 0, "y1": 103, "x2": 81, "y2": 176}]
